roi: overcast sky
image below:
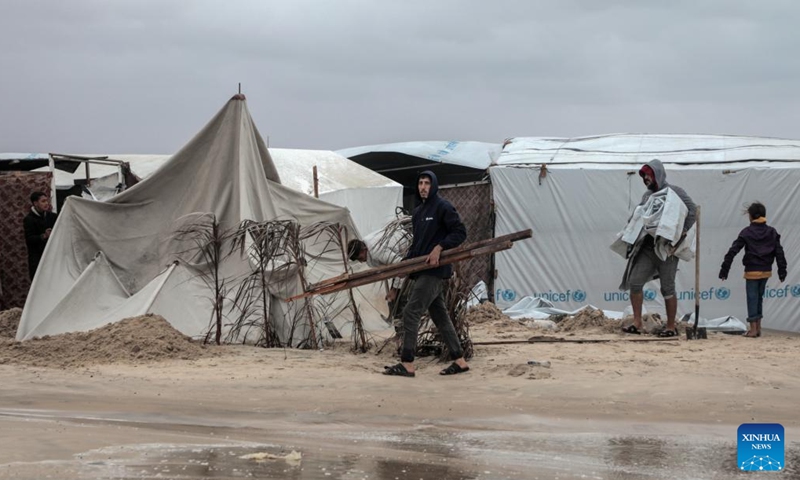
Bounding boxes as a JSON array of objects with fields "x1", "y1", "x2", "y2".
[{"x1": 2, "y1": 0, "x2": 799, "y2": 154}]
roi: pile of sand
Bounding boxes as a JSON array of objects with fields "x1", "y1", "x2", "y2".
[
  {"x1": 0, "y1": 308, "x2": 22, "y2": 339},
  {"x1": 465, "y1": 302, "x2": 510, "y2": 324},
  {"x1": 0, "y1": 313, "x2": 218, "y2": 368},
  {"x1": 556, "y1": 307, "x2": 620, "y2": 334}
]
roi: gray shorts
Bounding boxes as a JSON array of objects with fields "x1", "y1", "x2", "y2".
[{"x1": 628, "y1": 246, "x2": 679, "y2": 298}]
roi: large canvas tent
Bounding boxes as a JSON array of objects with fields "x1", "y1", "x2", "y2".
[
  {"x1": 16, "y1": 96, "x2": 389, "y2": 343},
  {"x1": 491, "y1": 133, "x2": 800, "y2": 333}
]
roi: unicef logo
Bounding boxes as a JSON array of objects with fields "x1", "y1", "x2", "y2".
[
  {"x1": 715, "y1": 287, "x2": 731, "y2": 301},
  {"x1": 572, "y1": 290, "x2": 586, "y2": 302},
  {"x1": 643, "y1": 289, "x2": 657, "y2": 301},
  {"x1": 501, "y1": 289, "x2": 516, "y2": 302},
  {"x1": 791, "y1": 285, "x2": 800, "y2": 298}
]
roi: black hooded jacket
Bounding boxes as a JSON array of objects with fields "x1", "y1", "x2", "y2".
[{"x1": 407, "y1": 170, "x2": 467, "y2": 279}]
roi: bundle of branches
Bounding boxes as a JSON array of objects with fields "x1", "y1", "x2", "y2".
[
  {"x1": 173, "y1": 214, "x2": 238, "y2": 345},
  {"x1": 296, "y1": 222, "x2": 371, "y2": 352},
  {"x1": 372, "y1": 214, "x2": 412, "y2": 259},
  {"x1": 175, "y1": 217, "x2": 369, "y2": 351},
  {"x1": 415, "y1": 262, "x2": 474, "y2": 361},
  {"x1": 228, "y1": 219, "x2": 298, "y2": 348}
]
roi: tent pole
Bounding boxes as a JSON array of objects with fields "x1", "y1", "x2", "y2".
[{"x1": 313, "y1": 165, "x2": 319, "y2": 198}]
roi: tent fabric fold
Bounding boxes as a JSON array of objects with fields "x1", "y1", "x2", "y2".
[{"x1": 18, "y1": 96, "x2": 385, "y2": 343}]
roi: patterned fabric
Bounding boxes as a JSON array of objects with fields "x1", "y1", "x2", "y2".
[
  {"x1": 0, "y1": 172, "x2": 52, "y2": 309},
  {"x1": 438, "y1": 183, "x2": 493, "y2": 291}
]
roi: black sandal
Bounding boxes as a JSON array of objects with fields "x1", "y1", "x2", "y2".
[
  {"x1": 383, "y1": 363, "x2": 415, "y2": 377},
  {"x1": 440, "y1": 362, "x2": 470, "y2": 376},
  {"x1": 656, "y1": 329, "x2": 678, "y2": 338},
  {"x1": 622, "y1": 325, "x2": 641, "y2": 335}
]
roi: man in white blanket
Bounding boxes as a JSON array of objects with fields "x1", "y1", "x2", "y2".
[{"x1": 619, "y1": 159, "x2": 696, "y2": 338}]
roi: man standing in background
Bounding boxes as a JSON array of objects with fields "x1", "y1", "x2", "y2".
[{"x1": 23, "y1": 191, "x2": 58, "y2": 280}]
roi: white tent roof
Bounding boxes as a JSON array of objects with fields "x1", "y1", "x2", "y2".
[
  {"x1": 498, "y1": 133, "x2": 800, "y2": 168},
  {"x1": 338, "y1": 140, "x2": 500, "y2": 170},
  {"x1": 270, "y1": 148, "x2": 399, "y2": 195}
]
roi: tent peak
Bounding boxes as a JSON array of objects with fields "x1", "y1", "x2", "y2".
[{"x1": 230, "y1": 93, "x2": 246, "y2": 101}]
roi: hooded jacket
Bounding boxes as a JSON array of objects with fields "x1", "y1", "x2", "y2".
[
  {"x1": 719, "y1": 219, "x2": 787, "y2": 280},
  {"x1": 639, "y1": 159, "x2": 696, "y2": 234},
  {"x1": 407, "y1": 170, "x2": 467, "y2": 279}
]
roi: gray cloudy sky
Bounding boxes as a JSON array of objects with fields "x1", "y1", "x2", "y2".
[{"x1": 2, "y1": 0, "x2": 799, "y2": 154}]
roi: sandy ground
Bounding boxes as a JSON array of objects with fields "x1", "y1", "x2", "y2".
[{"x1": 1, "y1": 305, "x2": 798, "y2": 478}]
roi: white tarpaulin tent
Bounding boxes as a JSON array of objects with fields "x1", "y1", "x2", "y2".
[
  {"x1": 491, "y1": 133, "x2": 800, "y2": 333},
  {"x1": 269, "y1": 149, "x2": 402, "y2": 236},
  {"x1": 28, "y1": 149, "x2": 401, "y2": 238},
  {"x1": 17, "y1": 96, "x2": 389, "y2": 343},
  {"x1": 337, "y1": 140, "x2": 499, "y2": 188}
]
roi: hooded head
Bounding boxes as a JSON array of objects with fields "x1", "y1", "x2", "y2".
[
  {"x1": 639, "y1": 159, "x2": 668, "y2": 192},
  {"x1": 347, "y1": 239, "x2": 367, "y2": 262},
  {"x1": 417, "y1": 170, "x2": 439, "y2": 201}
]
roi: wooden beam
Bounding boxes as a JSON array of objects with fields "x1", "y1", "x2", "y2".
[
  {"x1": 308, "y1": 229, "x2": 532, "y2": 291},
  {"x1": 285, "y1": 229, "x2": 532, "y2": 302}
]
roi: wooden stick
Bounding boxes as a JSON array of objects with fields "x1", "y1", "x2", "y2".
[
  {"x1": 472, "y1": 336, "x2": 681, "y2": 346},
  {"x1": 287, "y1": 241, "x2": 514, "y2": 301},
  {"x1": 309, "y1": 229, "x2": 532, "y2": 291},
  {"x1": 313, "y1": 165, "x2": 319, "y2": 198},
  {"x1": 692, "y1": 205, "x2": 701, "y2": 335}
]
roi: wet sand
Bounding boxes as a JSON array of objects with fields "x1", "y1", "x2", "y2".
[{"x1": 2, "y1": 322, "x2": 799, "y2": 479}]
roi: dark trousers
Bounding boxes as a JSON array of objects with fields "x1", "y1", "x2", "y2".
[
  {"x1": 745, "y1": 278, "x2": 768, "y2": 322},
  {"x1": 400, "y1": 275, "x2": 463, "y2": 363}
]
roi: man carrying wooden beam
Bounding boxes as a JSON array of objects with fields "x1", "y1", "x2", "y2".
[{"x1": 383, "y1": 171, "x2": 470, "y2": 377}]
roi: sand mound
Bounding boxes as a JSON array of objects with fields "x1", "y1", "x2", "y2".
[
  {"x1": 0, "y1": 314, "x2": 218, "y2": 368},
  {"x1": 556, "y1": 307, "x2": 620, "y2": 334},
  {"x1": 0, "y1": 308, "x2": 22, "y2": 339},
  {"x1": 465, "y1": 302, "x2": 509, "y2": 324}
]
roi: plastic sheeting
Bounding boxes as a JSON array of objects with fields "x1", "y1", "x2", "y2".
[
  {"x1": 498, "y1": 134, "x2": 800, "y2": 166},
  {"x1": 491, "y1": 162, "x2": 800, "y2": 334},
  {"x1": 338, "y1": 141, "x2": 500, "y2": 171}
]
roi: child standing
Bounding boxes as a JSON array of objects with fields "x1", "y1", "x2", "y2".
[{"x1": 719, "y1": 202, "x2": 787, "y2": 337}]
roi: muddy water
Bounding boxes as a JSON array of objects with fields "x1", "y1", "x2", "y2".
[{"x1": 0, "y1": 409, "x2": 797, "y2": 479}]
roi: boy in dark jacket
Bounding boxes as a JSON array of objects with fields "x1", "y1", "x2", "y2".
[
  {"x1": 383, "y1": 170, "x2": 469, "y2": 377},
  {"x1": 719, "y1": 202, "x2": 788, "y2": 337}
]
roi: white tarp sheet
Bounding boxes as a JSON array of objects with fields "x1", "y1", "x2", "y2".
[
  {"x1": 337, "y1": 141, "x2": 500, "y2": 170},
  {"x1": 498, "y1": 134, "x2": 800, "y2": 165},
  {"x1": 490, "y1": 161, "x2": 800, "y2": 333}
]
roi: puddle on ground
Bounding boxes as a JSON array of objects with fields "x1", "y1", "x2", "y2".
[{"x1": 1, "y1": 416, "x2": 798, "y2": 480}]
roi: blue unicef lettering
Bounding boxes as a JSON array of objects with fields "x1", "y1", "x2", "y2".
[
  {"x1": 572, "y1": 290, "x2": 587, "y2": 302},
  {"x1": 715, "y1": 286, "x2": 731, "y2": 300},
  {"x1": 501, "y1": 289, "x2": 516, "y2": 302},
  {"x1": 791, "y1": 284, "x2": 800, "y2": 298},
  {"x1": 643, "y1": 289, "x2": 657, "y2": 301}
]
